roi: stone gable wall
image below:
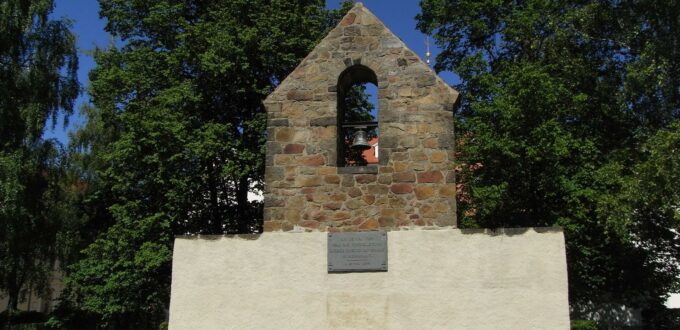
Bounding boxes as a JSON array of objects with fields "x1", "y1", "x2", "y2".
[{"x1": 263, "y1": 4, "x2": 459, "y2": 232}]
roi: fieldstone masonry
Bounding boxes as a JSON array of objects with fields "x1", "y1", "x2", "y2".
[{"x1": 263, "y1": 3, "x2": 460, "y2": 232}]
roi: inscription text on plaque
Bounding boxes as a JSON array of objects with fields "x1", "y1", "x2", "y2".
[{"x1": 328, "y1": 231, "x2": 387, "y2": 272}]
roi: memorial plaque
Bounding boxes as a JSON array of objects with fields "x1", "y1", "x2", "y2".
[{"x1": 328, "y1": 231, "x2": 387, "y2": 272}]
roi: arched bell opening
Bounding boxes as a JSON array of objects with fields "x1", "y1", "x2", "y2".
[{"x1": 337, "y1": 65, "x2": 379, "y2": 167}]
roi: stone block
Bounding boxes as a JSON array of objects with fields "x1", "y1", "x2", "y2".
[
  {"x1": 284, "y1": 144, "x2": 305, "y2": 154},
  {"x1": 400, "y1": 136, "x2": 418, "y2": 148},
  {"x1": 414, "y1": 186, "x2": 435, "y2": 200},
  {"x1": 390, "y1": 183, "x2": 413, "y2": 194},
  {"x1": 325, "y1": 175, "x2": 340, "y2": 184},
  {"x1": 439, "y1": 184, "x2": 456, "y2": 197},
  {"x1": 340, "y1": 12, "x2": 356, "y2": 26},
  {"x1": 324, "y1": 202, "x2": 342, "y2": 210},
  {"x1": 275, "y1": 128, "x2": 295, "y2": 142},
  {"x1": 380, "y1": 136, "x2": 398, "y2": 148},
  {"x1": 363, "y1": 195, "x2": 375, "y2": 205},
  {"x1": 367, "y1": 184, "x2": 388, "y2": 195},
  {"x1": 312, "y1": 127, "x2": 336, "y2": 139},
  {"x1": 409, "y1": 150, "x2": 428, "y2": 161},
  {"x1": 284, "y1": 209, "x2": 302, "y2": 223},
  {"x1": 417, "y1": 171, "x2": 443, "y2": 183},
  {"x1": 265, "y1": 167, "x2": 284, "y2": 182},
  {"x1": 348, "y1": 187, "x2": 362, "y2": 198},
  {"x1": 286, "y1": 90, "x2": 313, "y2": 101},
  {"x1": 446, "y1": 170, "x2": 456, "y2": 183},
  {"x1": 355, "y1": 174, "x2": 377, "y2": 184},
  {"x1": 297, "y1": 176, "x2": 323, "y2": 187},
  {"x1": 268, "y1": 118, "x2": 289, "y2": 127},
  {"x1": 377, "y1": 174, "x2": 392, "y2": 184},
  {"x1": 299, "y1": 220, "x2": 319, "y2": 229},
  {"x1": 310, "y1": 116, "x2": 336, "y2": 126},
  {"x1": 423, "y1": 137, "x2": 438, "y2": 148},
  {"x1": 345, "y1": 199, "x2": 364, "y2": 210},
  {"x1": 390, "y1": 152, "x2": 408, "y2": 161},
  {"x1": 430, "y1": 150, "x2": 447, "y2": 163},
  {"x1": 437, "y1": 134, "x2": 455, "y2": 149},
  {"x1": 299, "y1": 166, "x2": 317, "y2": 175},
  {"x1": 392, "y1": 171, "x2": 415, "y2": 182},
  {"x1": 318, "y1": 167, "x2": 337, "y2": 175},
  {"x1": 299, "y1": 155, "x2": 325, "y2": 166},
  {"x1": 341, "y1": 175, "x2": 355, "y2": 187},
  {"x1": 393, "y1": 162, "x2": 409, "y2": 173},
  {"x1": 330, "y1": 193, "x2": 347, "y2": 202},
  {"x1": 344, "y1": 26, "x2": 361, "y2": 36},
  {"x1": 358, "y1": 218, "x2": 379, "y2": 230}
]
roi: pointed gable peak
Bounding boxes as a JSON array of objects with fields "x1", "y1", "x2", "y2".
[{"x1": 264, "y1": 2, "x2": 458, "y2": 106}]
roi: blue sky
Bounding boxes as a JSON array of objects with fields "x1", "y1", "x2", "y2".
[{"x1": 44, "y1": 0, "x2": 459, "y2": 144}]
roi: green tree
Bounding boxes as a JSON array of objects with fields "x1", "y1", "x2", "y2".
[
  {"x1": 64, "y1": 1, "x2": 351, "y2": 326},
  {"x1": 0, "y1": 0, "x2": 78, "y2": 313},
  {"x1": 417, "y1": 0, "x2": 679, "y2": 323}
]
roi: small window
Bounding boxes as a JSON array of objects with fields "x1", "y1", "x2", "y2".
[{"x1": 337, "y1": 65, "x2": 379, "y2": 167}]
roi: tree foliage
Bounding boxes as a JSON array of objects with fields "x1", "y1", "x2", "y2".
[
  {"x1": 0, "y1": 0, "x2": 78, "y2": 313},
  {"x1": 63, "y1": 0, "x2": 350, "y2": 326},
  {"x1": 418, "y1": 0, "x2": 680, "y2": 323}
]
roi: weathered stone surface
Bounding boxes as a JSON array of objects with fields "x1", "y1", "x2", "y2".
[
  {"x1": 318, "y1": 167, "x2": 337, "y2": 175},
  {"x1": 423, "y1": 138, "x2": 439, "y2": 148},
  {"x1": 310, "y1": 117, "x2": 336, "y2": 126},
  {"x1": 340, "y1": 12, "x2": 356, "y2": 26},
  {"x1": 430, "y1": 150, "x2": 447, "y2": 163},
  {"x1": 275, "y1": 128, "x2": 295, "y2": 142},
  {"x1": 414, "y1": 186, "x2": 435, "y2": 200},
  {"x1": 367, "y1": 184, "x2": 389, "y2": 195},
  {"x1": 392, "y1": 171, "x2": 415, "y2": 182},
  {"x1": 263, "y1": 3, "x2": 458, "y2": 231},
  {"x1": 342, "y1": 175, "x2": 356, "y2": 187},
  {"x1": 363, "y1": 195, "x2": 375, "y2": 205},
  {"x1": 324, "y1": 175, "x2": 340, "y2": 184},
  {"x1": 417, "y1": 171, "x2": 443, "y2": 183},
  {"x1": 390, "y1": 183, "x2": 413, "y2": 194},
  {"x1": 348, "y1": 187, "x2": 362, "y2": 198},
  {"x1": 355, "y1": 174, "x2": 377, "y2": 184},
  {"x1": 268, "y1": 118, "x2": 289, "y2": 127},
  {"x1": 334, "y1": 211, "x2": 351, "y2": 220},
  {"x1": 358, "y1": 218, "x2": 379, "y2": 230},
  {"x1": 439, "y1": 184, "x2": 457, "y2": 197},
  {"x1": 446, "y1": 170, "x2": 456, "y2": 183},
  {"x1": 297, "y1": 176, "x2": 323, "y2": 187},
  {"x1": 377, "y1": 174, "x2": 392, "y2": 184},
  {"x1": 324, "y1": 202, "x2": 342, "y2": 210},
  {"x1": 299, "y1": 155, "x2": 325, "y2": 166},
  {"x1": 284, "y1": 144, "x2": 305, "y2": 154},
  {"x1": 286, "y1": 90, "x2": 313, "y2": 101},
  {"x1": 390, "y1": 152, "x2": 408, "y2": 161},
  {"x1": 345, "y1": 199, "x2": 363, "y2": 210}
]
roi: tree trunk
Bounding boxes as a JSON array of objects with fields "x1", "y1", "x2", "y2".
[
  {"x1": 4, "y1": 266, "x2": 20, "y2": 314},
  {"x1": 236, "y1": 177, "x2": 250, "y2": 233},
  {"x1": 208, "y1": 163, "x2": 221, "y2": 234}
]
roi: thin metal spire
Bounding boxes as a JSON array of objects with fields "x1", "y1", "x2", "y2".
[{"x1": 425, "y1": 36, "x2": 431, "y2": 66}]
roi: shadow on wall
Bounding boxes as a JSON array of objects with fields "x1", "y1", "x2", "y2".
[
  {"x1": 571, "y1": 302, "x2": 643, "y2": 329},
  {"x1": 459, "y1": 226, "x2": 562, "y2": 237}
]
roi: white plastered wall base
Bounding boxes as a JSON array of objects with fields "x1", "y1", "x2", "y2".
[{"x1": 169, "y1": 228, "x2": 570, "y2": 330}]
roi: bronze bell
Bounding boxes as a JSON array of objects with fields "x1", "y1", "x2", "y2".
[{"x1": 351, "y1": 128, "x2": 371, "y2": 150}]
